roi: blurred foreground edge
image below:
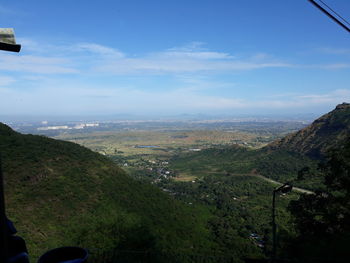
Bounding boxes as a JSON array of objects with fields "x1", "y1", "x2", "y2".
[
  {"x1": 0, "y1": 28, "x2": 21, "y2": 52},
  {"x1": 37, "y1": 247, "x2": 88, "y2": 263}
]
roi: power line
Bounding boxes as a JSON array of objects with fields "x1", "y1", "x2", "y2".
[
  {"x1": 319, "y1": 0, "x2": 350, "y2": 27},
  {"x1": 308, "y1": 0, "x2": 350, "y2": 33}
]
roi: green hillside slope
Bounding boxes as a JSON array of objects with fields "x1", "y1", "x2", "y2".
[
  {"x1": 171, "y1": 145, "x2": 316, "y2": 187},
  {"x1": 268, "y1": 103, "x2": 350, "y2": 159},
  {"x1": 0, "y1": 123, "x2": 213, "y2": 261},
  {"x1": 170, "y1": 103, "x2": 350, "y2": 188}
]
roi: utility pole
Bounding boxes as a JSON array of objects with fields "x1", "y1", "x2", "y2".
[
  {"x1": 0, "y1": 154, "x2": 8, "y2": 263},
  {"x1": 0, "y1": 28, "x2": 21, "y2": 263},
  {"x1": 271, "y1": 183, "x2": 293, "y2": 262},
  {"x1": 272, "y1": 189, "x2": 277, "y2": 262}
]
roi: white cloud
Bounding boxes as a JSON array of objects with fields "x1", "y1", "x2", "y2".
[
  {"x1": 296, "y1": 89, "x2": 350, "y2": 104},
  {"x1": 254, "y1": 89, "x2": 350, "y2": 109},
  {"x1": 111, "y1": 43, "x2": 289, "y2": 74},
  {"x1": 74, "y1": 43, "x2": 125, "y2": 58},
  {"x1": 2, "y1": 78, "x2": 348, "y2": 115},
  {"x1": 0, "y1": 76, "x2": 16, "y2": 86},
  {"x1": 161, "y1": 43, "x2": 234, "y2": 60},
  {"x1": 1, "y1": 39, "x2": 349, "y2": 116},
  {"x1": 167, "y1": 42, "x2": 206, "y2": 51},
  {"x1": 16, "y1": 38, "x2": 43, "y2": 52},
  {"x1": 0, "y1": 85, "x2": 247, "y2": 115},
  {"x1": 95, "y1": 54, "x2": 290, "y2": 75},
  {"x1": 0, "y1": 53, "x2": 78, "y2": 74},
  {"x1": 157, "y1": 50, "x2": 233, "y2": 60},
  {"x1": 2, "y1": 39, "x2": 294, "y2": 75},
  {"x1": 2, "y1": 39, "x2": 349, "y2": 76}
]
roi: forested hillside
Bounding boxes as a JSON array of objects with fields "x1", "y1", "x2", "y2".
[
  {"x1": 171, "y1": 145, "x2": 318, "y2": 189},
  {"x1": 0, "y1": 123, "x2": 216, "y2": 262},
  {"x1": 286, "y1": 137, "x2": 350, "y2": 262}
]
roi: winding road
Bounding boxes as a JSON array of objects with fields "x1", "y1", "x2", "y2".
[{"x1": 255, "y1": 174, "x2": 314, "y2": 194}]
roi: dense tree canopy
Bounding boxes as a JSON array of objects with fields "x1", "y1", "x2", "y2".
[{"x1": 288, "y1": 138, "x2": 350, "y2": 262}]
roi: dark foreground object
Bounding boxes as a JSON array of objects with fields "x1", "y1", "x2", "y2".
[
  {"x1": 0, "y1": 42, "x2": 21, "y2": 52},
  {"x1": 38, "y1": 247, "x2": 88, "y2": 263}
]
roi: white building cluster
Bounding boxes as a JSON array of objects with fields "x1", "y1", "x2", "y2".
[{"x1": 37, "y1": 123, "x2": 99, "y2": 131}]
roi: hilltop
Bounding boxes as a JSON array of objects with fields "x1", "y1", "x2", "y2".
[
  {"x1": 169, "y1": 103, "x2": 350, "y2": 189},
  {"x1": 268, "y1": 103, "x2": 350, "y2": 159},
  {"x1": 0, "y1": 123, "x2": 213, "y2": 261}
]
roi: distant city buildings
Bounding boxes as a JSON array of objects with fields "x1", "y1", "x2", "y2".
[
  {"x1": 189, "y1": 148, "x2": 201, "y2": 152},
  {"x1": 38, "y1": 125, "x2": 69, "y2": 130},
  {"x1": 37, "y1": 123, "x2": 99, "y2": 131}
]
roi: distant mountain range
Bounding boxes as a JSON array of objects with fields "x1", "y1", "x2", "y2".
[
  {"x1": 1, "y1": 112, "x2": 319, "y2": 123},
  {"x1": 268, "y1": 103, "x2": 350, "y2": 159}
]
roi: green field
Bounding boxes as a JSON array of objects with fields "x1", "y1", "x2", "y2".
[
  {"x1": 54, "y1": 126, "x2": 302, "y2": 180},
  {"x1": 56, "y1": 130, "x2": 270, "y2": 155}
]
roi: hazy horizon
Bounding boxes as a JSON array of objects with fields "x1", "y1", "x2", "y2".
[{"x1": 0, "y1": 111, "x2": 322, "y2": 123}]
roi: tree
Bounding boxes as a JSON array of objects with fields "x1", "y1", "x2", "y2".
[{"x1": 287, "y1": 138, "x2": 350, "y2": 262}]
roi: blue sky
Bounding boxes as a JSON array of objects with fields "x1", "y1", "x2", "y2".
[{"x1": 0, "y1": 0, "x2": 350, "y2": 117}]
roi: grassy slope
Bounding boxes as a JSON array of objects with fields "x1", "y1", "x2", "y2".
[
  {"x1": 269, "y1": 103, "x2": 350, "y2": 159},
  {"x1": 170, "y1": 145, "x2": 318, "y2": 189},
  {"x1": 0, "y1": 123, "x2": 212, "y2": 260}
]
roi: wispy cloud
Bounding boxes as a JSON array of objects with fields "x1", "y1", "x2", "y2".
[
  {"x1": 1, "y1": 77, "x2": 348, "y2": 115},
  {"x1": 291, "y1": 63, "x2": 350, "y2": 70},
  {"x1": 295, "y1": 89, "x2": 350, "y2": 104},
  {"x1": 0, "y1": 53, "x2": 78, "y2": 74},
  {"x1": 2, "y1": 39, "x2": 349, "y2": 76},
  {"x1": 1, "y1": 39, "x2": 349, "y2": 115},
  {"x1": 253, "y1": 89, "x2": 350, "y2": 109},
  {"x1": 163, "y1": 42, "x2": 234, "y2": 60},
  {"x1": 1, "y1": 40, "x2": 294, "y2": 75},
  {"x1": 93, "y1": 44, "x2": 291, "y2": 75},
  {"x1": 0, "y1": 76, "x2": 16, "y2": 86},
  {"x1": 74, "y1": 43, "x2": 125, "y2": 58}
]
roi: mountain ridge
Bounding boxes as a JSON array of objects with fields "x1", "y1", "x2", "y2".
[{"x1": 267, "y1": 102, "x2": 350, "y2": 159}]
